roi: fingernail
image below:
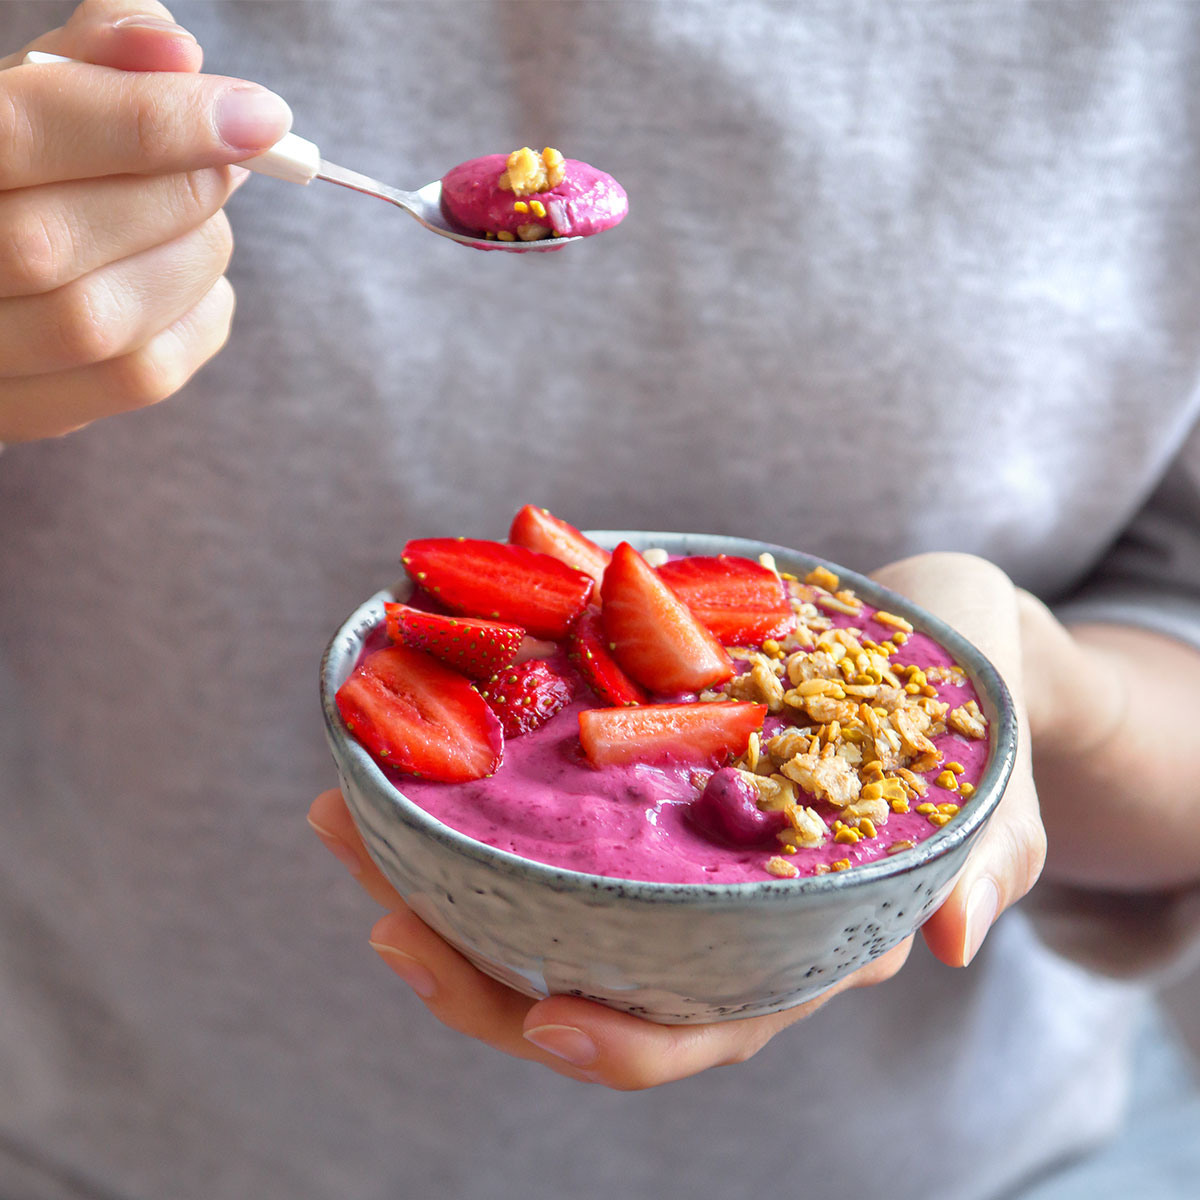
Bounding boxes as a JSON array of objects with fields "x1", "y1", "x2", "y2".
[
  {"x1": 370, "y1": 943, "x2": 438, "y2": 999},
  {"x1": 963, "y1": 877, "x2": 1000, "y2": 965},
  {"x1": 113, "y1": 15, "x2": 197, "y2": 38},
  {"x1": 306, "y1": 816, "x2": 363, "y2": 877},
  {"x1": 214, "y1": 85, "x2": 292, "y2": 151},
  {"x1": 524, "y1": 1024, "x2": 599, "y2": 1068}
]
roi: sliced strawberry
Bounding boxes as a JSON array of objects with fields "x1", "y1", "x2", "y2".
[
  {"x1": 402, "y1": 538, "x2": 593, "y2": 640},
  {"x1": 478, "y1": 659, "x2": 576, "y2": 738},
  {"x1": 384, "y1": 602, "x2": 524, "y2": 680},
  {"x1": 508, "y1": 505, "x2": 611, "y2": 585},
  {"x1": 568, "y1": 611, "x2": 648, "y2": 707},
  {"x1": 657, "y1": 555, "x2": 795, "y2": 645},
  {"x1": 599, "y1": 542, "x2": 735, "y2": 694},
  {"x1": 578, "y1": 701, "x2": 767, "y2": 768},
  {"x1": 336, "y1": 645, "x2": 503, "y2": 782}
]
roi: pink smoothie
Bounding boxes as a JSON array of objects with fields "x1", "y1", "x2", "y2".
[
  {"x1": 440, "y1": 153, "x2": 628, "y2": 239},
  {"x1": 374, "y1": 600, "x2": 991, "y2": 885}
]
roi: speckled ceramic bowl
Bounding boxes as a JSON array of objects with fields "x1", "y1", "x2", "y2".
[{"x1": 320, "y1": 532, "x2": 1018, "y2": 1024}]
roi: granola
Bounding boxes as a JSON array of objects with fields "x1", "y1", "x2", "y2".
[{"x1": 716, "y1": 561, "x2": 991, "y2": 875}]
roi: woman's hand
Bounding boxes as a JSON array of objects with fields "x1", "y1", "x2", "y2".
[
  {"x1": 0, "y1": 0, "x2": 292, "y2": 441},
  {"x1": 308, "y1": 551, "x2": 1048, "y2": 1088}
]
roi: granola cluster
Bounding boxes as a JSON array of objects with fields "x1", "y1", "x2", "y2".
[
  {"x1": 488, "y1": 147, "x2": 568, "y2": 242},
  {"x1": 700, "y1": 559, "x2": 990, "y2": 878},
  {"x1": 499, "y1": 146, "x2": 565, "y2": 195}
]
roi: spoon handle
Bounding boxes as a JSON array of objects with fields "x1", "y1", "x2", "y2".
[{"x1": 22, "y1": 50, "x2": 321, "y2": 184}]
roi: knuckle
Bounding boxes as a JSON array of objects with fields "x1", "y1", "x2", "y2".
[
  {"x1": 0, "y1": 204, "x2": 63, "y2": 295},
  {"x1": 131, "y1": 93, "x2": 177, "y2": 163},
  {"x1": 109, "y1": 277, "x2": 235, "y2": 411},
  {"x1": 111, "y1": 340, "x2": 189, "y2": 411},
  {"x1": 718, "y1": 1033, "x2": 769, "y2": 1069},
  {"x1": 50, "y1": 277, "x2": 120, "y2": 367},
  {"x1": 202, "y1": 209, "x2": 235, "y2": 270},
  {"x1": 0, "y1": 85, "x2": 34, "y2": 192},
  {"x1": 1001, "y1": 809, "x2": 1048, "y2": 902}
]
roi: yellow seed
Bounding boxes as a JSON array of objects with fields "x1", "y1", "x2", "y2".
[
  {"x1": 530, "y1": 199, "x2": 547, "y2": 218},
  {"x1": 946, "y1": 761, "x2": 965, "y2": 773},
  {"x1": 938, "y1": 803, "x2": 960, "y2": 816},
  {"x1": 783, "y1": 844, "x2": 798, "y2": 855},
  {"x1": 834, "y1": 828, "x2": 860, "y2": 844},
  {"x1": 890, "y1": 797, "x2": 910, "y2": 814},
  {"x1": 496, "y1": 230, "x2": 516, "y2": 241},
  {"x1": 513, "y1": 201, "x2": 529, "y2": 213},
  {"x1": 831, "y1": 858, "x2": 851, "y2": 872},
  {"x1": 806, "y1": 566, "x2": 840, "y2": 591},
  {"x1": 858, "y1": 818, "x2": 877, "y2": 839},
  {"x1": 928, "y1": 813, "x2": 952, "y2": 827},
  {"x1": 935, "y1": 770, "x2": 959, "y2": 790},
  {"x1": 959, "y1": 782, "x2": 976, "y2": 799},
  {"x1": 762, "y1": 639, "x2": 781, "y2": 655},
  {"x1": 916, "y1": 803, "x2": 936, "y2": 815}
]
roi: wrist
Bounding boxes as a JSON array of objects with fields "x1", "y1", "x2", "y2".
[{"x1": 1016, "y1": 589, "x2": 1127, "y2": 762}]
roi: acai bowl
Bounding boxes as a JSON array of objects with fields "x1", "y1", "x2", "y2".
[{"x1": 320, "y1": 515, "x2": 1017, "y2": 1023}]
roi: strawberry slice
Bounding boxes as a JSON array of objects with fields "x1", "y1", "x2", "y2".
[
  {"x1": 657, "y1": 555, "x2": 795, "y2": 645},
  {"x1": 384, "y1": 602, "x2": 524, "y2": 680},
  {"x1": 402, "y1": 538, "x2": 594, "y2": 640},
  {"x1": 578, "y1": 701, "x2": 767, "y2": 768},
  {"x1": 335, "y1": 645, "x2": 503, "y2": 782},
  {"x1": 600, "y1": 542, "x2": 735, "y2": 694},
  {"x1": 568, "y1": 611, "x2": 648, "y2": 707},
  {"x1": 478, "y1": 659, "x2": 576, "y2": 738},
  {"x1": 508, "y1": 505, "x2": 611, "y2": 585}
]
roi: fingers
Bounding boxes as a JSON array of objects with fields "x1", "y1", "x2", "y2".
[
  {"x1": 0, "y1": 61, "x2": 291, "y2": 189},
  {"x1": 919, "y1": 774, "x2": 1046, "y2": 965},
  {"x1": 306, "y1": 788, "x2": 408, "y2": 910},
  {"x1": 0, "y1": 164, "x2": 245, "y2": 299},
  {"x1": 0, "y1": 208, "x2": 237, "y2": 376},
  {"x1": 369, "y1": 907, "x2": 913, "y2": 1089},
  {"x1": 369, "y1": 907, "x2": 551, "y2": 1066},
  {"x1": 1, "y1": 0, "x2": 202, "y2": 73},
  {"x1": 519, "y1": 938, "x2": 914, "y2": 1089},
  {"x1": 309, "y1": 788, "x2": 916, "y2": 1089},
  {"x1": 0, "y1": 273, "x2": 236, "y2": 441}
]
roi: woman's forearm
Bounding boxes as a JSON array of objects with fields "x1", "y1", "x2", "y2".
[{"x1": 1020, "y1": 591, "x2": 1200, "y2": 892}]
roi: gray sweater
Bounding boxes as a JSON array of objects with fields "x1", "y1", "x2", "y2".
[{"x1": 0, "y1": 2, "x2": 1198, "y2": 1197}]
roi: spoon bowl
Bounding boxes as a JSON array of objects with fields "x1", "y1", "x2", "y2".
[{"x1": 306, "y1": 157, "x2": 581, "y2": 253}]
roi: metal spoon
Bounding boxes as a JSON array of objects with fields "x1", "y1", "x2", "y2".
[
  {"x1": 24, "y1": 51, "x2": 580, "y2": 253},
  {"x1": 237, "y1": 133, "x2": 581, "y2": 253}
]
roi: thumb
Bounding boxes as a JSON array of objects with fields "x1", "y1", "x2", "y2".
[
  {"x1": 919, "y1": 776, "x2": 1046, "y2": 966},
  {"x1": 3, "y1": 0, "x2": 203, "y2": 74}
]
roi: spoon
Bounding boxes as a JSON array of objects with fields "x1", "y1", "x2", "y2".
[{"x1": 23, "y1": 50, "x2": 580, "y2": 253}]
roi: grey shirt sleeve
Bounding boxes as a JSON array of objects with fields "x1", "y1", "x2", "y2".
[
  {"x1": 1055, "y1": 412, "x2": 1200, "y2": 648},
  {"x1": 1030, "y1": 413, "x2": 1200, "y2": 982}
]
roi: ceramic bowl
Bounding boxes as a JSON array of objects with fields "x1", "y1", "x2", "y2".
[{"x1": 320, "y1": 532, "x2": 1018, "y2": 1024}]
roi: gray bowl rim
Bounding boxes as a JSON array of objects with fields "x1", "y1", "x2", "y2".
[{"x1": 320, "y1": 530, "x2": 1018, "y2": 905}]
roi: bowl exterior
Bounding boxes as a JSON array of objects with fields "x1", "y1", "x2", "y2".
[{"x1": 321, "y1": 532, "x2": 1017, "y2": 1024}]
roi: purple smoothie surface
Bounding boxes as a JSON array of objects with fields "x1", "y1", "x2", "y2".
[
  {"x1": 440, "y1": 153, "x2": 628, "y2": 239},
  {"x1": 368, "y1": 596, "x2": 990, "y2": 885}
]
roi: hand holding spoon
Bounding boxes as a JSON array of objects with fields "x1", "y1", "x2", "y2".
[{"x1": 23, "y1": 51, "x2": 627, "y2": 253}]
